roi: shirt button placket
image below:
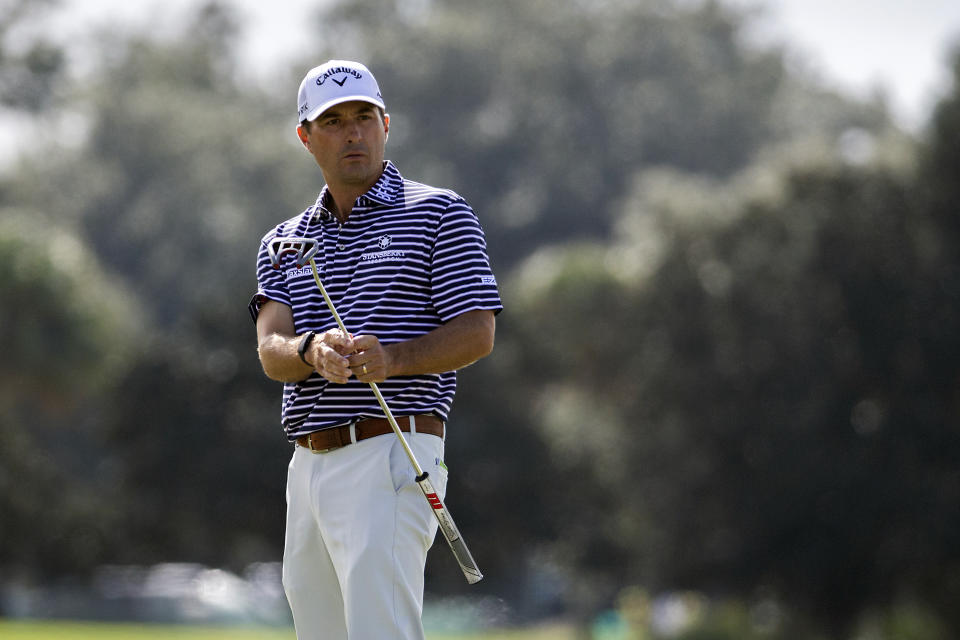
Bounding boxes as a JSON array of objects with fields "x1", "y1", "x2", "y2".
[{"x1": 329, "y1": 221, "x2": 349, "y2": 314}]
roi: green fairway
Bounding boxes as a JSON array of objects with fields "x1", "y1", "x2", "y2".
[{"x1": 0, "y1": 620, "x2": 576, "y2": 640}]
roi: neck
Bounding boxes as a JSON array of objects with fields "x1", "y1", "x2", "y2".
[
  {"x1": 324, "y1": 162, "x2": 386, "y2": 223},
  {"x1": 327, "y1": 188, "x2": 361, "y2": 223}
]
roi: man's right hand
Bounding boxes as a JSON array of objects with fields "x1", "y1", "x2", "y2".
[{"x1": 307, "y1": 329, "x2": 356, "y2": 384}]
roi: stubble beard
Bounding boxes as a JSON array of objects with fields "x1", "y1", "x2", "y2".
[{"x1": 339, "y1": 157, "x2": 383, "y2": 188}]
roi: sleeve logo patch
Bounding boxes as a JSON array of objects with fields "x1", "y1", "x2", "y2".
[{"x1": 479, "y1": 275, "x2": 497, "y2": 286}]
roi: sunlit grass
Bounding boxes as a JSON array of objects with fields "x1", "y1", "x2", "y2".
[
  {"x1": 0, "y1": 620, "x2": 577, "y2": 640},
  {"x1": 0, "y1": 620, "x2": 293, "y2": 639},
  {"x1": 430, "y1": 625, "x2": 577, "y2": 640}
]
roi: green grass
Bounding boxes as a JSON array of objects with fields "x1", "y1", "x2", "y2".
[
  {"x1": 0, "y1": 621, "x2": 292, "y2": 639},
  {"x1": 430, "y1": 626, "x2": 576, "y2": 640},
  {"x1": 0, "y1": 620, "x2": 577, "y2": 640}
]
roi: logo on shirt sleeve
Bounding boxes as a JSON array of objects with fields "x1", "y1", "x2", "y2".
[{"x1": 479, "y1": 275, "x2": 497, "y2": 286}]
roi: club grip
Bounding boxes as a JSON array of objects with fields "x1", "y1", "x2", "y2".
[{"x1": 416, "y1": 474, "x2": 484, "y2": 584}]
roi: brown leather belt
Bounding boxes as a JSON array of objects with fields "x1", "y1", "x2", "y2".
[{"x1": 295, "y1": 415, "x2": 444, "y2": 453}]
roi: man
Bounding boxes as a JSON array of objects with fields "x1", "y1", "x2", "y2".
[{"x1": 249, "y1": 59, "x2": 502, "y2": 640}]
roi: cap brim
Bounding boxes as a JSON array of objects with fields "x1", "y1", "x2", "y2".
[{"x1": 302, "y1": 95, "x2": 386, "y2": 123}]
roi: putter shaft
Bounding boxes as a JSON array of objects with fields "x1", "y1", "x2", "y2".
[{"x1": 307, "y1": 258, "x2": 482, "y2": 584}]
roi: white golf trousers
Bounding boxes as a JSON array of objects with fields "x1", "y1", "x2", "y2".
[{"x1": 282, "y1": 429, "x2": 447, "y2": 640}]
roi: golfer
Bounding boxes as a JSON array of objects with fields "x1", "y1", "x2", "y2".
[{"x1": 249, "y1": 59, "x2": 502, "y2": 639}]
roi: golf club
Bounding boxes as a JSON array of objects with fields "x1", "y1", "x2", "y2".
[{"x1": 267, "y1": 236, "x2": 484, "y2": 585}]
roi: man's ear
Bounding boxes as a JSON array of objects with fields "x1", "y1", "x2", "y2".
[
  {"x1": 296, "y1": 124, "x2": 310, "y2": 148},
  {"x1": 384, "y1": 113, "x2": 390, "y2": 142}
]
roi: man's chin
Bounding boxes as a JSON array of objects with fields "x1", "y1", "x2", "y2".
[{"x1": 339, "y1": 163, "x2": 379, "y2": 184}]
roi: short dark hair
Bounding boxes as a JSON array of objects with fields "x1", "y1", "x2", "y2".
[{"x1": 300, "y1": 105, "x2": 386, "y2": 132}]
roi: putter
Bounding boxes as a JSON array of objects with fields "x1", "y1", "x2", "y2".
[{"x1": 267, "y1": 236, "x2": 484, "y2": 584}]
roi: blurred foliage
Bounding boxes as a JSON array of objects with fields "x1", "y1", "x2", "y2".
[
  {"x1": 315, "y1": 0, "x2": 886, "y2": 267},
  {"x1": 0, "y1": 0, "x2": 958, "y2": 638},
  {"x1": 500, "y1": 60, "x2": 960, "y2": 636},
  {"x1": 0, "y1": 212, "x2": 140, "y2": 575},
  {"x1": 0, "y1": 213, "x2": 139, "y2": 396},
  {"x1": 0, "y1": 0, "x2": 64, "y2": 112}
]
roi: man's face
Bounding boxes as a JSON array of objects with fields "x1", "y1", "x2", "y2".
[{"x1": 297, "y1": 101, "x2": 389, "y2": 189}]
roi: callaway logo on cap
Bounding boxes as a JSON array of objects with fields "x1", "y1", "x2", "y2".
[{"x1": 297, "y1": 59, "x2": 385, "y2": 123}]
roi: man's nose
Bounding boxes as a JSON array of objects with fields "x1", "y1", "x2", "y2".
[{"x1": 346, "y1": 120, "x2": 363, "y2": 142}]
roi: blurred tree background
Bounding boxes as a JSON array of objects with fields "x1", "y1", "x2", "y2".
[{"x1": 1, "y1": 0, "x2": 958, "y2": 637}]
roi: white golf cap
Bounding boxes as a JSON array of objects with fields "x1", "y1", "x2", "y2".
[{"x1": 297, "y1": 59, "x2": 385, "y2": 124}]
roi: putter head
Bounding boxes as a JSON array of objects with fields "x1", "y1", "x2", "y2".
[{"x1": 267, "y1": 237, "x2": 320, "y2": 269}]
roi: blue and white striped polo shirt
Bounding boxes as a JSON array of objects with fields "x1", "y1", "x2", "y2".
[{"x1": 250, "y1": 161, "x2": 503, "y2": 440}]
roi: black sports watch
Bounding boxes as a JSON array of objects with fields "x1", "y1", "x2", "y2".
[{"x1": 297, "y1": 331, "x2": 316, "y2": 366}]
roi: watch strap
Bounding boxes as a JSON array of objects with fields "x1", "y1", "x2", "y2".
[{"x1": 298, "y1": 331, "x2": 316, "y2": 366}]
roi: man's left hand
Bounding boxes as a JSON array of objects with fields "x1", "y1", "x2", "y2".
[{"x1": 347, "y1": 335, "x2": 392, "y2": 383}]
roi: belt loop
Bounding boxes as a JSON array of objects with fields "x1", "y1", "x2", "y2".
[
  {"x1": 409, "y1": 415, "x2": 417, "y2": 436},
  {"x1": 349, "y1": 420, "x2": 358, "y2": 444}
]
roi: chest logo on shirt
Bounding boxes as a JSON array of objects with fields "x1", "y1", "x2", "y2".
[{"x1": 363, "y1": 235, "x2": 405, "y2": 264}]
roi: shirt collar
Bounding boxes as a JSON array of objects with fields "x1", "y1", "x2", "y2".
[
  {"x1": 310, "y1": 161, "x2": 402, "y2": 222},
  {"x1": 363, "y1": 161, "x2": 402, "y2": 206}
]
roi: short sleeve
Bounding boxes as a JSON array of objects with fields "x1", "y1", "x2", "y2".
[
  {"x1": 249, "y1": 232, "x2": 293, "y2": 323},
  {"x1": 430, "y1": 198, "x2": 503, "y2": 322}
]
